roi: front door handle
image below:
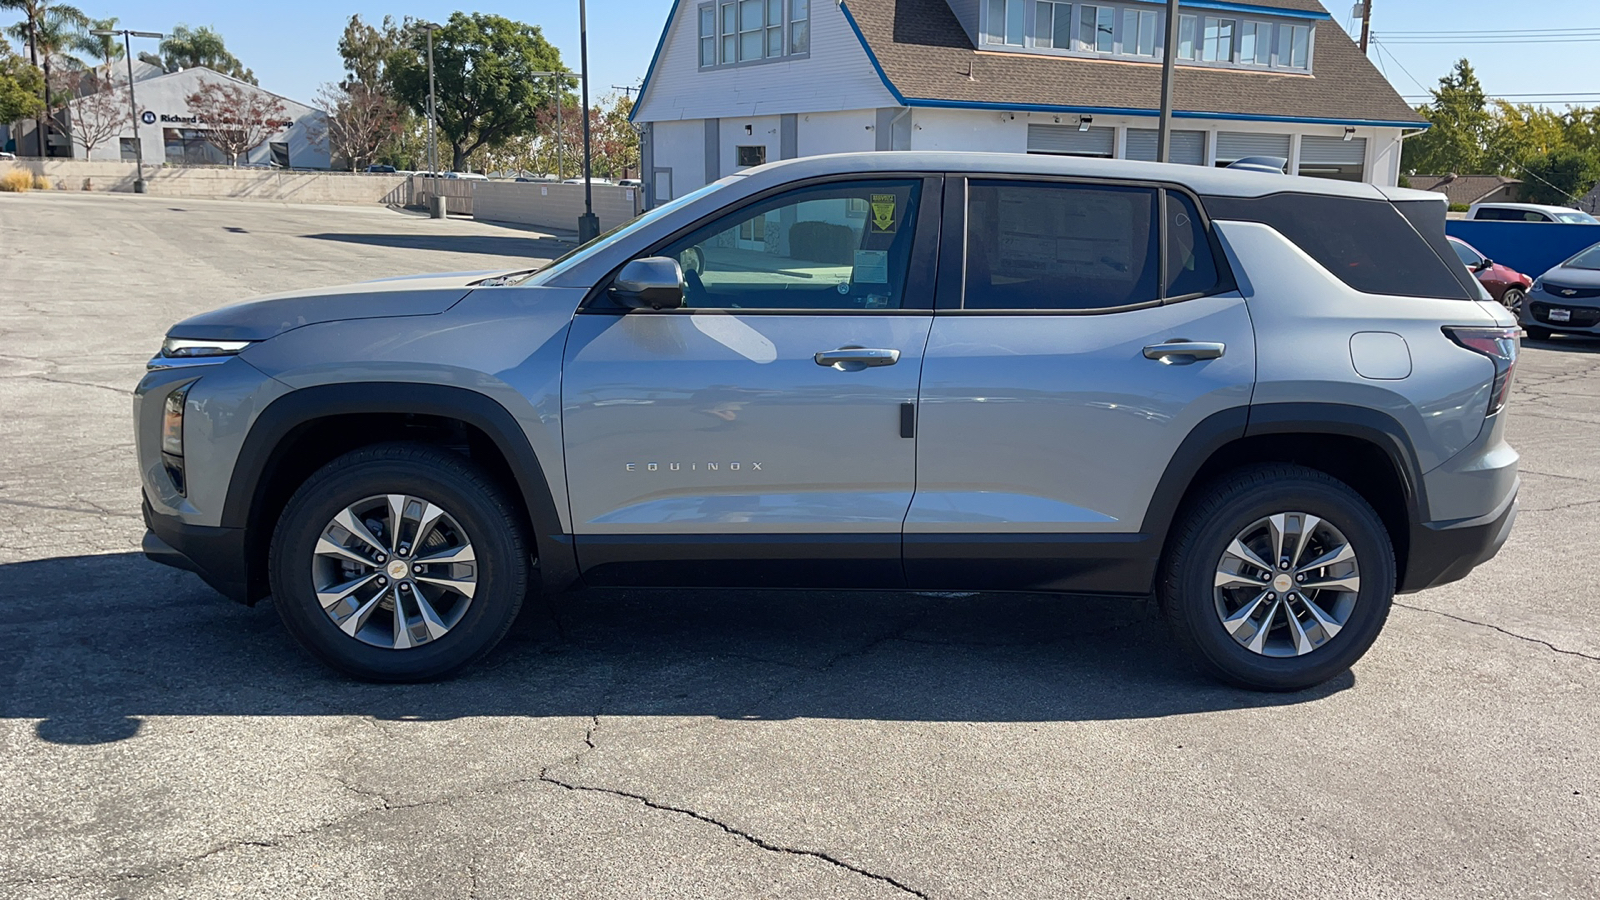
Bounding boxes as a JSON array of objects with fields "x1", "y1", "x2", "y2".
[
  {"x1": 814, "y1": 347, "x2": 901, "y2": 370},
  {"x1": 1143, "y1": 340, "x2": 1226, "y2": 364}
]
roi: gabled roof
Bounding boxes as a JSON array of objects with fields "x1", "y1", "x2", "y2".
[
  {"x1": 840, "y1": 0, "x2": 1427, "y2": 127},
  {"x1": 1410, "y1": 174, "x2": 1522, "y2": 206}
]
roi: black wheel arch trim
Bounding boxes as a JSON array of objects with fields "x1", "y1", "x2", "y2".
[
  {"x1": 1141, "y1": 402, "x2": 1433, "y2": 590},
  {"x1": 221, "y1": 382, "x2": 579, "y2": 596}
]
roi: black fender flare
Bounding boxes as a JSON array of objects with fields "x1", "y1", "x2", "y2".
[
  {"x1": 1138, "y1": 402, "x2": 1427, "y2": 577},
  {"x1": 222, "y1": 382, "x2": 579, "y2": 595}
]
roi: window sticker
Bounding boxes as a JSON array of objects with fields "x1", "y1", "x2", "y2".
[
  {"x1": 869, "y1": 193, "x2": 898, "y2": 233},
  {"x1": 853, "y1": 249, "x2": 890, "y2": 283}
]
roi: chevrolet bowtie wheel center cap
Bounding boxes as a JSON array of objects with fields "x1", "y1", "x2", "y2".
[
  {"x1": 1273, "y1": 574, "x2": 1293, "y2": 593},
  {"x1": 387, "y1": 559, "x2": 411, "y2": 581}
]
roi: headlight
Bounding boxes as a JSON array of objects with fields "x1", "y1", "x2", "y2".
[
  {"x1": 162, "y1": 337, "x2": 252, "y2": 358},
  {"x1": 161, "y1": 383, "x2": 192, "y2": 495},
  {"x1": 1531, "y1": 277, "x2": 1543, "y2": 293}
]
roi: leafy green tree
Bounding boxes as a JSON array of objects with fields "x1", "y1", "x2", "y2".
[
  {"x1": 160, "y1": 24, "x2": 256, "y2": 84},
  {"x1": 386, "y1": 12, "x2": 568, "y2": 172},
  {"x1": 1485, "y1": 101, "x2": 1570, "y2": 174},
  {"x1": 0, "y1": 42, "x2": 45, "y2": 124},
  {"x1": 337, "y1": 13, "x2": 412, "y2": 87},
  {"x1": 1402, "y1": 58, "x2": 1494, "y2": 176},
  {"x1": 1518, "y1": 147, "x2": 1600, "y2": 206},
  {"x1": 4, "y1": 1, "x2": 87, "y2": 155}
]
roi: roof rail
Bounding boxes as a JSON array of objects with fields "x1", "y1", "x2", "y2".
[{"x1": 1227, "y1": 156, "x2": 1289, "y2": 174}]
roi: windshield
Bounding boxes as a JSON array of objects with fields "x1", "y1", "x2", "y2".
[
  {"x1": 1556, "y1": 211, "x2": 1600, "y2": 225},
  {"x1": 528, "y1": 179, "x2": 734, "y2": 284},
  {"x1": 1565, "y1": 244, "x2": 1600, "y2": 270}
]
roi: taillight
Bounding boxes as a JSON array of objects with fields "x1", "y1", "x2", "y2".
[{"x1": 1444, "y1": 326, "x2": 1518, "y2": 416}]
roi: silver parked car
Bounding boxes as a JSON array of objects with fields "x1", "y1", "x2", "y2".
[
  {"x1": 135, "y1": 152, "x2": 1521, "y2": 691},
  {"x1": 1521, "y1": 241, "x2": 1600, "y2": 340}
]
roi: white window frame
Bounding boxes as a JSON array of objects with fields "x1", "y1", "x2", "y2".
[
  {"x1": 698, "y1": 0, "x2": 809, "y2": 69},
  {"x1": 975, "y1": 1, "x2": 1313, "y2": 73}
]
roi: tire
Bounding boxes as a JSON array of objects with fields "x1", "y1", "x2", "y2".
[
  {"x1": 268, "y1": 442, "x2": 530, "y2": 682},
  {"x1": 1524, "y1": 325, "x2": 1553, "y2": 341},
  {"x1": 1500, "y1": 287, "x2": 1525, "y2": 317},
  {"x1": 1159, "y1": 464, "x2": 1396, "y2": 692}
]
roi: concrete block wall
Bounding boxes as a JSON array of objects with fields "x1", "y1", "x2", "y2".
[
  {"x1": 473, "y1": 181, "x2": 643, "y2": 233},
  {"x1": 0, "y1": 160, "x2": 409, "y2": 205}
]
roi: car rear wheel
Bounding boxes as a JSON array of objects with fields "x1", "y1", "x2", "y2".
[
  {"x1": 1160, "y1": 464, "x2": 1396, "y2": 692},
  {"x1": 1500, "y1": 287, "x2": 1525, "y2": 316},
  {"x1": 268, "y1": 443, "x2": 530, "y2": 681}
]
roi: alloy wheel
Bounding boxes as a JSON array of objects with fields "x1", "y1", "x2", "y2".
[
  {"x1": 1212, "y1": 512, "x2": 1360, "y2": 658},
  {"x1": 311, "y1": 494, "x2": 478, "y2": 649}
]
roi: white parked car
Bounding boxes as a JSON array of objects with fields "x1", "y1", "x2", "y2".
[
  {"x1": 1465, "y1": 202, "x2": 1599, "y2": 224},
  {"x1": 563, "y1": 177, "x2": 614, "y2": 185},
  {"x1": 441, "y1": 172, "x2": 489, "y2": 181}
]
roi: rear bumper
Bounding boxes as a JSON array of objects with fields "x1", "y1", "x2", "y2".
[
  {"x1": 142, "y1": 499, "x2": 253, "y2": 603},
  {"x1": 1401, "y1": 479, "x2": 1518, "y2": 593}
]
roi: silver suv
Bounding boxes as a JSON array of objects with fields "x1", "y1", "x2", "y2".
[{"x1": 135, "y1": 152, "x2": 1521, "y2": 691}]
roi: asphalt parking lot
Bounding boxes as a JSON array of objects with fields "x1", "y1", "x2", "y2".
[{"x1": 1, "y1": 191, "x2": 1596, "y2": 899}]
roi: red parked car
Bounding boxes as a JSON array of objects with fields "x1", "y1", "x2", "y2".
[{"x1": 1448, "y1": 236, "x2": 1533, "y2": 314}]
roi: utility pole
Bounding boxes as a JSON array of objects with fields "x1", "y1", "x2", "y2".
[
  {"x1": 1155, "y1": 0, "x2": 1181, "y2": 163},
  {"x1": 531, "y1": 71, "x2": 575, "y2": 179},
  {"x1": 423, "y1": 22, "x2": 440, "y2": 175},
  {"x1": 1358, "y1": 0, "x2": 1372, "y2": 54},
  {"x1": 610, "y1": 83, "x2": 640, "y2": 100},
  {"x1": 91, "y1": 28, "x2": 163, "y2": 192},
  {"x1": 577, "y1": 0, "x2": 599, "y2": 242}
]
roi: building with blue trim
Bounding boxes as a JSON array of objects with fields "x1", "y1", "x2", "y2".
[{"x1": 631, "y1": 0, "x2": 1425, "y2": 205}]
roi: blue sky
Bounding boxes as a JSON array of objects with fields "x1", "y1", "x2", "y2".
[{"x1": 6, "y1": 0, "x2": 1597, "y2": 110}]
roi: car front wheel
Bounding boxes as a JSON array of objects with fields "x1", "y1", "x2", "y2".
[
  {"x1": 1500, "y1": 287, "x2": 1525, "y2": 316},
  {"x1": 268, "y1": 443, "x2": 530, "y2": 681},
  {"x1": 1160, "y1": 464, "x2": 1396, "y2": 692}
]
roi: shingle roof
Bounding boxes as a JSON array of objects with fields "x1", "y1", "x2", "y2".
[
  {"x1": 1410, "y1": 174, "x2": 1522, "y2": 206},
  {"x1": 842, "y1": 0, "x2": 1426, "y2": 126}
]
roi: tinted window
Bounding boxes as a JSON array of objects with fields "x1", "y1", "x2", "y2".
[
  {"x1": 657, "y1": 179, "x2": 921, "y2": 310},
  {"x1": 964, "y1": 181, "x2": 1159, "y2": 310},
  {"x1": 1449, "y1": 240, "x2": 1479, "y2": 266},
  {"x1": 1203, "y1": 193, "x2": 1473, "y2": 300},
  {"x1": 1165, "y1": 191, "x2": 1221, "y2": 298},
  {"x1": 1397, "y1": 200, "x2": 1481, "y2": 297}
]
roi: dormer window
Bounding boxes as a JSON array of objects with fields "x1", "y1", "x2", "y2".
[
  {"x1": 699, "y1": 0, "x2": 810, "y2": 68},
  {"x1": 977, "y1": 1, "x2": 1315, "y2": 73}
]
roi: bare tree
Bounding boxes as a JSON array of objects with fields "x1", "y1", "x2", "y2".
[
  {"x1": 184, "y1": 81, "x2": 288, "y2": 166},
  {"x1": 316, "y1": 82, "x2": 400, "y2": 170},
  {"x1": 66, "y1": 71, "x2": 127, "y2": 157}
]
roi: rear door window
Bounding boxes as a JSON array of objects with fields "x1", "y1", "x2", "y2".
[
  {"x1": 1165, "y1": 191, "x2": 1221, "y2": 299},
  {"x1": 963, "y1": 181, "x2": 1160, "y2": 310}
]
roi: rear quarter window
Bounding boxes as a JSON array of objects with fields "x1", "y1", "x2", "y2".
[{"x1": 1202, "y1": 192, "x2": 1473, "y2": 300}]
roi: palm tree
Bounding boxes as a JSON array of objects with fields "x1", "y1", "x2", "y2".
[
  {"x1": 159, "y1": 24, "x2": 255, "y2": 84},
  {"x1": 80, "y1": 16, "x2": 123, "y2": 71},
  {"x1": 2, "y1": 1, "x2": 88, "y2": 155}
]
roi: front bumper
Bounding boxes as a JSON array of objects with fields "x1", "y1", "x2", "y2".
[
  {"x1": 1401, "y1": 479, "x2": 1519, "y2": 593},
  {"x1": 1522, "y1": 294, "x2": 1600, "y2": 332},
  {"x1": 143, "y1": 499, "x2": 253, "y2": 603}
]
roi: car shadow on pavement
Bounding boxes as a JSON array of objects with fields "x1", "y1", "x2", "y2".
[
  {"x1": 1523, "y1": 334, "x2": 1600, "y2": 353},
  {"x1": 0, "y1": 554, "x2": 1352, "y2": 745},
  {"x1": 302, "y1": 232, "x2": 572, "y2": 260}
]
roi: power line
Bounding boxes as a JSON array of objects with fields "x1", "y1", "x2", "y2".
[
  {"x1": 1378, "y1": 26, "x2": 1600, "y2": 35},
  {"x1": 1401, "y1": 93, "x2": 1600, "y2": 100}
]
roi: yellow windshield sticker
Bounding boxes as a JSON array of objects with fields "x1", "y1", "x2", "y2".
[{"x1": 869, "y1": 194, "x2": 898, "y2": 233}]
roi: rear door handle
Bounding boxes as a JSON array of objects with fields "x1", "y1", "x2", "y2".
[
  {"x1": 1143, "y1": 340, "x2": 1226, "y2": 364},
  {"x1": 814, "y1": 347, "x2": 901, "y2": 370}
]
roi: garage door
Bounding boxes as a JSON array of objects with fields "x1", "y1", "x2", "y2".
[
  {"x1": 1215, "y1": 132, "x2": 1291, "y2": 162},
  {"x1": 1125, "y1": 129, "x2": 1206, "y2": 165},
  {"x1": 1027, "y1": 124, "x2": 1115, "y2": 157},
  {"x1": 1300, "y1": 135, "x2": 1367, "y2": 165}
]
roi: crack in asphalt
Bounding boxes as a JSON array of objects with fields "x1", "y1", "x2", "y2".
[
  {"x1": 536, "y1": 770, "x2": 928, "y2": 898},
  {"x1": 5, "y1": 373, "x2": 130, "y2": 396},
  {"x1": 1395, "y1": 602, "x2": 1600, "y2": 662},
  {"x1": 0, "y1": 496, "x2": 141, "y2": 519}
]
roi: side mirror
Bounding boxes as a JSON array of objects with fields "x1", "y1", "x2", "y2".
[
  {"x1": 609, "y1": 257, "x2": 685, "y2": 310},
  {"x1": 1477, "y1": 258, "x2": 1494, "y2": 270}
]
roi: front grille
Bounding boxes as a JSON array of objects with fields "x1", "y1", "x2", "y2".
[
  {"x1": 1530, "y1": 302, "x2": 1600, "y2": 327},
  {"x1": 1541, "y1": 282, "x2": 1600, "y2": 300}
]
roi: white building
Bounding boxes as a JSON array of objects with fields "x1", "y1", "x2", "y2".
[
  {"x1": 62, "y1": 65, "x2": 330, "y2": 169},
  {"x1": 631, "y1": 0, "x2": 1426, "y2": 207}
]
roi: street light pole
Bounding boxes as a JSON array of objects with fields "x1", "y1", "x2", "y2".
[
  {"x1": 1155, "y1": 0, "x2": 1180, "y2": 163},
  {"x1": 92, "y1": 28, "x2": 162, "y2": 193},
  {"x1": 577, "y1": 0, "x2": 599, "y2": 242}
]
